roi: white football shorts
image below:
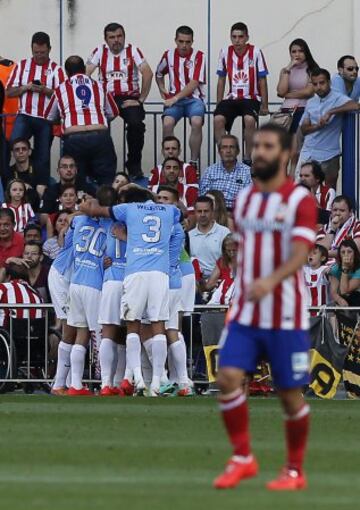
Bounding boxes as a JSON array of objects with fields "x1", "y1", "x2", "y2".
[
  {"x1": 48, "y1": 265, "x2": 70, "y2": 320},
  {"x1": 166, "y1": 288, "x2": 182, "y2": 330},
  {"x1": 181, "y1": 273, "x2": 196, "y2": 315},
  {"x1": 98, "y1": 280, "x2": 124, "y2": 325},
  {"x1": 67, "y1": 283, "x2": 101, "y2": 331}
]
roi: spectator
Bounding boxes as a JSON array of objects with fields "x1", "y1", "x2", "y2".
[
  {"x1": 149, "y1": 135, "x2": 198, "y2": 190},
  {"x1": 214, "y1": 22, "x2": 269, "y2": 164},
  {"x1": 276, "y1": 38, "x2": 318, "y2": 168},
  {"x1": 0, "y1": 262, "x2": 43, "y2": 327},
  {"x1": 44, "y1": 55, "x2": 118, "y2": 186},
  {"x1": 6, "y1": 32, "x2": 65, "y2": 195},
  {"x1": 303, "y1": 244, "x2": 329, "y2": 314},
  {"x1": 39, "y1": 155, "x2": 95, "y2": 215},
  {"x1": 57, "y1": 184, "x2": 78, "y2": 212},
  {"x1": 188, "y1": 196, "x2": 230, "y2": 278},
  {"x1": 329, "y1": 239, "x2": 360, "y2": 307},
  {"x1": 154, "y1": 158, "x2": 198, "y2": 216},
  {"x1": 43, "y1": 211, "x2": 69, "y2": 260},
  {"x1": 156, "y1": 26, "x2": 206, "y2": 168},
  {"x1": 112, "y1": 172, "x2": 130, "y2": 194},
  {"x1": 299, "y1": 160, "x2": 336, "y2": 211},
  {"x1": 24, "y1": 223, "x2": 42, "y2": 243},
  {"x1": 0, "y1": 208, "x2": 24, "y2": 267},
  {"x1": 299, "y1": 68, "x2": 359, "y2": 188},
  {"x1": 332, "y1": 55, "x2": 360, "y2": 101},
  {"x1": 200, "y1": 134, "x2": 251, "y2": 209},
  {"x1": 0, "y1": 55, "x2": 18, "y2": 187},
  {"x1": 205, "y1": 190, "x2": 232, "y2": 229},
  {"x1": 317, "y1": 195, "x2": 360, "y2": 258},
  {"x1": 86, "y1": 22, "x2": 153, "y2": 180},
  {"x1": 202, "y1": 234, "x2": 236, "y2": 305},
  {"x1": 2, "y1": 178, "x2": 35, "y2": 232},
  {"x1": 5, "y1": 138, "x2": 43, "y2": 202}
]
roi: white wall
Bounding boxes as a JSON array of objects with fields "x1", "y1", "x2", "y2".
[{"x1": 0, "y1": 0, "x2": 357, "y2": 172}]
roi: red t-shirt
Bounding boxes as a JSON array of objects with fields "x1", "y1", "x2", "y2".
[{"x1": 0, "y1": 232, "x2": 25, "y2": 267}]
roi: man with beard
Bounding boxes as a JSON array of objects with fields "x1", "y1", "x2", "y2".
[{"x1": 213, "y1": 124, "x2": 317, "y2": 491}]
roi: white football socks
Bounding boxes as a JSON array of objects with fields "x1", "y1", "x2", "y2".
[
  {"x1": 126, "y1": 333, "x2": 144, "y2": 386},
  {"x1": 70, "y1": 344, "x2": 87, "y2": 390},
  {"x1": 151, "y1": 334, "x2": 167, "y2": 390},
  {"x1": 141, "y1": 346, "x2": 153, "y2": 387},
  {"x1": 53, "y1": 341, "x2": 72, "y2": 389},
  {"x1": 169, "y1": 339, "x2": 188, "y2": 385},
  {"x1": 99, "y1": 338, "x2": 116, "y2": 388},
  {"x1": 113, "y1": 344, "x2": 126, "y2": 387}
]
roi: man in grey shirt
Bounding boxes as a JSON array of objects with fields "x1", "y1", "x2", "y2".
[{"x1": 188, "y1": 196, "x2": 230, "y2": 278}]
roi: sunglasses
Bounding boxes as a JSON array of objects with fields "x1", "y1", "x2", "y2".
[{"x1": 345, "y1": 66, "x2": 359, "y2": 72}]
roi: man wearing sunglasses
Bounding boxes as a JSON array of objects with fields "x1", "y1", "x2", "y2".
[{"x1": 332, "y1": 55, "x2": 360, "y2": 101}]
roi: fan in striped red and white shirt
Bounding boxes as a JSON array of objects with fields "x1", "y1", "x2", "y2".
[
  {"x1": 0, "y1": 277, "x2": 43, "y2": 327},
  {"x1": 230, "y1": 180, "x2": 317, "y2": 330},
  {"x1": 303, "y1": 244, "x2": 330, "y2": 314}
]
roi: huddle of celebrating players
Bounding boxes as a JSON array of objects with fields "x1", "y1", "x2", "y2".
[{"x1": 49, "y1": 184, "x2": 195, "y2": 397}]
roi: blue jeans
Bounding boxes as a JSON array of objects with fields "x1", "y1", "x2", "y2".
[
  {"x1": 10, "y1": 114, "x2": 52, "y2": 185},
  {"x1": 163, "y1": 97, "x2": 205, "y2": 122}
]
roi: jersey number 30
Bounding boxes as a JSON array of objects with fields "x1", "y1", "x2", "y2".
[
  {"x1": 75, "y1": 226, "x2": 106, "y2": 256},
  {"x1": 141, "y1": 215, "x2": 161, "y2": 243}
]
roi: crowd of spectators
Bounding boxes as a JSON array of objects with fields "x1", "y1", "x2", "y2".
[{"x1": 0, "y1": 20, "x2": 360, "y2": 350}]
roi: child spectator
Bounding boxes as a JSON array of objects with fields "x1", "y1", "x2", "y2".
[
  {"x1": 303, "y1": 244, "x2": 329, "y2": 314},
  {"x1": 2, "y1": 178, "x2": 35, "y2": 233},
  {"x1": 206, "y1": 190, "x2": 233, "y2": 230},
  {"x1": 43, "y1": 211, "x2": 69, "y2": 260}
]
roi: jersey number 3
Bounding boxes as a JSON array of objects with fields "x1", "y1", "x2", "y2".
[{"x1": 142, "y1": 215, "x2": 161, "y2": 243}]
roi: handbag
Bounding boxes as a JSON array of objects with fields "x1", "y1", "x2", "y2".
[{"x1": 269, "y1": 108, "x2": 296, "y2": 131}]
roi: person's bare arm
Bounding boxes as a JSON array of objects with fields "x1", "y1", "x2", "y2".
[
  {"x1": 156, "y1": 74, "x2": 168, "y2": 99},
  {"x1": 246, "y1": 240, "x2": 311, "y2": 302},
  {"x1": 277, "y1": 69, "x2": 290, "y2": 98},
  {"x1": 216, "y1": 76, "x2": 226, "y2": 104},
  {"x1": 339, "y1": 273, "x2": 360, "y2": 295},
  {"x1": 258, "y1": 77, "x2": 269, "y2": 115},
  {"x1": 301, "y1": 115, "x2": 323, "y2": 135},
  {"x1": 86, "y1": 63, "x2": 97, "y2": 76},
  {"x1": 138, "y1": 62, "x2": 153, "y2": 103},
  {"x1": 284, "y1": 83, "x2": 314, "y2": 100},
  {"x1": 204, "y1": 264, "x2": 221, "y2": 291},
  {"x1": 329, "y1": 275, "x2": 348, "y2": 306},
  {"x1": 6, "y1": 83, "x2": 30, "y2": 98}
]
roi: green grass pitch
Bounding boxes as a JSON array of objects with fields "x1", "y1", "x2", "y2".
[{"x1": 0, "y1": 396, "x2": 359, "y2": 510}]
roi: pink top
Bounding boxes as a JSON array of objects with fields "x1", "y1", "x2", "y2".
[{"x1": 282, "y1": 62, "x2": 310, "y2": 108}]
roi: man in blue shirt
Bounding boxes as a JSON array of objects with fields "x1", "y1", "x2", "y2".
[
  {"x1": 66, "y1": 188, "x2": 116, "y2": 396},
  {"x1": 332, "y1": 55, "x2": 360, "y2": 101},
  {"x1": 80, "y1": 187, "x2": 182, "y2": 395},
  {"x1": 48, "y1": 223, "x2": 76, "y2": 395},
  {"x1": 200, "y1": 135, "x2": 252, "y2": 209},
  {"x1": 299, "y1": 68, "x2": 359, "y2": 188}
]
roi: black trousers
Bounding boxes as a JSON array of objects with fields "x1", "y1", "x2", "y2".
[
  {"x1": 63, "y1": 129, "x2": 117, "y2": 186},
  {"x1": 114, "y1": 96, "x2": 145, "y2": 177}
]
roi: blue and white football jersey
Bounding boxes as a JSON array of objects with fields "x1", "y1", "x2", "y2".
[
  {"x1": 101, "y1": 218, "x2": 126, "y2": 283},
  {"x1": 52, "y1": 224, "x2": 74, "y2": 280},
  {"x1": 110, "y1": 200, "x2": 180, "y2": 277},
  {"x1": 71, "y1": 215, "x2": 107, "y2": 290},
  {"x1": 169, "y1": 222, "x2": 185, "y2": 290}
]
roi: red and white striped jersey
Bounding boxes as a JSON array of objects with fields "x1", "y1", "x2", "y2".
[
  {"x1": 315, "y1": 184, "x2": 335, "y2": 211},
  {"x1": 2, "y1": 202, "x2": 35, "y2": 233},
  {"x1": 6, "y1": 58, "x2": 65, "y2": 118},
  {"x1": 316, "y1": 215, "x2": 360, "y2": 249},
  {"x1": 44, "y1": 74, "x2": 119, "y2": 129},
  {"x1": 149, "y1": 162, "x2": 198, "y2": 188},
  {"x1": 217, "y1": 44, "x2": 268, "y2": 101},
  {"x1": 87, "y1": 44, "x2": 145, "y2": 97},
  {"x1": 156, "y1": 49, "x2": 206, "y2": 100},
  {"x1": 303, "y1": 265, "x2": 329, "y2": 312},
  {"x1": 229, "y1": 179, "x2": 317, "y2": 330},
  {"x1": 0, "y1": 279, "x2": 43, "y2": 326}
]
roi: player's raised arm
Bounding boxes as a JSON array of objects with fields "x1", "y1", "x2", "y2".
[{"x1": 79, "y1": 198, "x2": 110, "y2": 218}]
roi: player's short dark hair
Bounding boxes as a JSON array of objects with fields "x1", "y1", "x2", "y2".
[
  {"x1": 31, "y1": 32, "x2": 50, "y2": 48},
  {"x1": 5, "y1": 263, "x2": 29, "y2": 282},
  {"x1": 24, "y1": 240, "x2": 43, "y2": 255},
  {"x1": 114, "y1": 172, "x2": 130, "y2": 183},
  {"x1": 24, "y1": 223, "x2": 42, "y2": 235},
  {"x1": 65, "y1": 55, "x2": 86, "y2": 76},
  {"x1": 337, "y1": 55, "x2": 356, "y2": 69},
  {"x1": 231, "y1": 22, "x2": 249, "y2": 35},
  {"x1": 0, "y1": 208, "x2": 15, "y2": 224},
  {"x1": 175, "y1": 26, "x2": 193, "y2": 39},
  {"x1": 162, "y1": 157, "x2": 182, "y2": 168},
  {"x1": 11, "y1": 138, "x2": 31, "y2": 150},
  {"x1": 97, "y1": 185, "x2": 118, "y2": 207},
  {"x1": 332, "y1": 195, "x2": 353, "y2": 211},
  {"x1": 313, "y1": 243, "x2": 328, "y2": 263},
  {"x1": 311, "y1": 68, "x2": 331, "y2": 81},
  {"x1": 195, "y1": 195, "x2": 214, "y2": 210},
  {"x1": 157, "y1": 185, "x2": 179, "y2": 202},
  {"x1": 162, "y1": 135, "x2": 181, "y2": 149},
  {"x1": 256, "y1": 123, "x2": 292, "y2": 151},
  {"x1": 123, "y1": 187, "x2": 153, "y2": 204},
  {"x1": 104, "y1": 22, "x2": 125, "y2": 38},
  {"x1": 301, "y1": 160, "x2": 325, "y2": 184}
]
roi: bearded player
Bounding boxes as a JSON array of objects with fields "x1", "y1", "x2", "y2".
[{"x1": 213, "y1": 124, "x2": 317, "y2": 491}]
